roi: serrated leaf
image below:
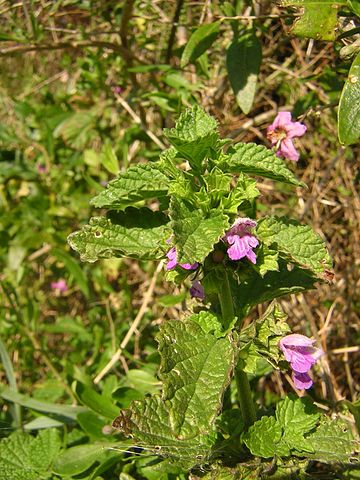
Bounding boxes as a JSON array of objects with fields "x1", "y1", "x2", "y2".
[
  {"x1": 187, "y1": 310, "x2": 224, "y2": 337},
  {"x1": 221, "y1": 143, "x2": 305, "y2": 187},
  {"x1": 0, "y1": 429, "x2": 62, "y2": 480},
  {"x1": 226, "y1": 31, "x2": 262, "y2": 114},
  {"x1": 170, "y1": 198, "x2": 229, "y2": 264},
  {"x1": 253, "y1": 245, "x2": 279, "y2": 277},
  {"x1": 256, "y1": 216, "x2": 332, "y2": 277},
  {"x1": 280, "y1": 1, "x2": 346, "y2": 41},
  {"x1": 91, "y1": 163, "x2": 169, "y2": 209},
  {"x1": 117, "y1": 318, "x2": 236, "y2": 468},
  {"x1": 68, "y1": 208, "x2": 169, "y2": 262},
  {"x1": 244, "y1": 416, "x2": 286, "y2": 458},
  {"x1": 338, "y1": 51, "x2": 360, "y2": 145},
  {"x1": 163, "y1": 106, "x2": 219, "y2": 169},
  {"x1": 181, "y1": 22, "x2": 220, "y2": 68},
  {"x1": 304, "y1": 418, "x2": 359, "y2": 462}
]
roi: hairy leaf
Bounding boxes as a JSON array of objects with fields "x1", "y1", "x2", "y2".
[
  {"x1": 256, "y1": 216, "x2": 332, "y2": 277},
  {"x1": 221, "y1": 143, "x2": 305, "y2": 187},
  {"x1": 280, "y1": 1, "x2": 346, "y2": 41},
  {"x1": 338, "y1": 51, "x2": 360, "y2": 146},
  {"x1": 226, "y1": 31, "x2": 262, "y2": 114},
  {"x1": 0, "y1": 429, "x2": 62, "y2": 480},
  {"x1": 170, "y1": 198, "x2": 229, "y2": 264},
  {"x1": 116, "y1": 318, "x2": 236, "y2": 468},
  {"x1": 91, "y1": 163, "x2": 169, "y2": 209},
  {"x1": 68, "y1": 208, "x2": 169, "y2": 262},
  {"x1": 244, "y1": 416, "x2": 285, "y2": 458},
  {"x1": 163, "y1": 106, "x2": 219, "y2": 169},
  {"x1": 181, "y1": 22, "x2": 220, "y2": 68}
]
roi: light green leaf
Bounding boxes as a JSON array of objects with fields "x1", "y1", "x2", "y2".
[
  {"x1": 116, "y1": 318, "x2": 236, "y2": 468},
  {"x1": 68, "y1": 208, "x2": 169, "y2": 262},
  {"x1": 170, "y1": 198, "x2": 229, "y2": 264},
  {"x1": 338, "y1": 51, "x2": 360, "y2": 145},
  {"x1": 253, "y1": 245, "x2": 279, "y2": 277},
  {"x1": 100, "y1": 140, "x2": 119, "y2": 175},
  {"x1": 53, "y1": 111, "x2": 96, "y2": 149},
  {"x1": 0, "y1": 429, "x2": 62, "y2": 480},
  {"x1": 187, "y1": 310, "x2": 224, "y2": 337},
  {"x1": 280, "y1": 1, "x2": 346, "y2": 41},
  {"x1": 163, "y1": 106, "x2": 219, "y2": 169},
  {"x1": 304, "y1": 418, "x2": 359, "y2": 462},
  {"x1": 221, "y1": 143, "x2": 305, "y2": 187},
  {"x1": 23, "y1": 416, "x2": 64, "y2": 430},
  {"x1": 181, "y1": 22, "x2": 221, "y2": 68},
  {"x1": 348, "y1": 0, "x2": 360, "y2": 15},
  {"x1": 92, "y1": 163, "x2": 169, "y2": 209},
  {"x1": 256, "y1": 216, "x2": 332, "y2": 277},
  {"x1": 53, "y1": 442, "x2": 127, "y2": 476},
  {"x1": 244, "y1": 416, "x2": 285, "y2": 458},
  {"x1": 74, "y1": 382, "x2": 119, "y2": 419},
  {"x1": 226, "y1": 31, "x2": 262, "y2": 114}
]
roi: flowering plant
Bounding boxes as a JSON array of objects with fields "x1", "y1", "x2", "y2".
[{"x1": 69, "y1": 107, "x2": 358, "y2": 476}]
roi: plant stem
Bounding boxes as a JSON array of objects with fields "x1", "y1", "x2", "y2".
[{"x1": 217, "y1": 269, "x2": 256, "y2": 429}]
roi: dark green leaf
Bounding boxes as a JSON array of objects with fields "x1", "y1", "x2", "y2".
[
  {"x1": 226, "y1": 31, "x2": 262, "y2": 114},
  {"x1": 74, "y1": 382, "x2": 120, "y2": 419},
  {"x1": 181, "y1": 22, "x2": 221, "y2": 68},
  {"x1": 338, "y1": 51, "x2": 360, "y2": 145}
]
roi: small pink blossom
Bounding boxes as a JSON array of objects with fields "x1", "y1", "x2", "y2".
[
  {"x1": 190, "y1": 280, "x2": 205, "y2": 300},
  {"x1": 51, "y1": 279, "x2": 68, "y2": 293},
  {"x1": 166, "y1": 247, "x2": 198, "y2": 271},
  {"x1": 37, "y1": 164, "x2": 48, "y2": 174},
  {"x1": 224, "y1": 218, "x2": 259, "y2": 264},
  {"x1": 279, "y1": 334, "x2": 323, "y2": 390},
  {"x1": 267, "y1": 111, "x2": 307, "y2": 162}
]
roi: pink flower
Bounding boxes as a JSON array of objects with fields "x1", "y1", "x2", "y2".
[
  {"x1": 190, "y1": 280, "x2": 205, "y2": 300},
  {"x1": 267, "y1": 111, "x2": 307, "y2": 162},
  {"x1": 166, "y1": 247, "x2": 198, "y2": 271},
  {"x1": 51, "y1": 279, "x2": 68, "y2": 293},
  {"x1": 224, "y1": 217, "x2": 259, "y2": 264},
  {"x1": 279, "y1": 334, "x2": 323, "y2": 390}
]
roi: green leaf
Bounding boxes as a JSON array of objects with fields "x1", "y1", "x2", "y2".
[
  {"x1": 0, "y1": 387, "x2": 87, "y2": 421},
  {"x1": 100, "y1": 140, "x2": 120, "y2": 175},
  {"x1": 221, "y1": 143, "x2": 305, "y2": 187},
  {"x1": 53, "y1": 111, "x2": 96, "y2": 149},
  {"x1": 304, "y1": 418, "x2": 359, "y2": 462},
  {"x1": 244, "y1": 416, "x2": 285, "y2": 458},
  {"x1": 68, "y1": 208, "x2": 169, "y2": 262},
  {"x1": 280, "y1": 1, "x2": 346, "y2": 41},
  {"x1": 181, "y1": 22, "x2": 221, "y2": 68},
  {"x1": 226, "y1": 31, "x2": 262, "y2": 114},
  {"x1": 116, "y1": 318, "x2": 236, "y2": 468},
  {"x1": 163, "y1": 106, "x2": 219, "y2": 169},
  {"x1": 253, "y1": 245, "x2": 279, "y2": 277},
  {"x1": 170, "y1": 198, "x2": 229, "y2": 264},
  {"x1": 338, "y1": 51, "x2": 360, "y2": 145},
  {"x1": 256, "y1": 216, "x2": 332, "y2": 277},
  {"x1": 52, "y1": 248, "x2": 89, "y2": 298},
  {"x1": 53, "y1": 442, "x2": 127, "y2": 476},
  {"x1": 74, "y1": 382, "x2": 120, "y2": 419},
  {"x1": 0, "y1": 429, "x2": 62, "y2": 480},
  {"x1": 348, "y1": 0, "x2": 360, "y2": 15},
  {"x1": 91, "y1": 163, "x2": 169, "y2": 209},
  {"x1": 187, "y1": 310, "x2": 224, "y2": 337}
]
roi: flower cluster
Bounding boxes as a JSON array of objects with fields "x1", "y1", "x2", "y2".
[
  {"x1": 279, "y1": 334, "x2": 323, "y2": 389},
  {"x1": 224, "y1": 217, "x2": 259, "y2": 264},
  {"x1": 267, "y1": 111, "x2": 306, "y2": 162}
]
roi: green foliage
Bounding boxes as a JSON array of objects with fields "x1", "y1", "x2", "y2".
[
  {"x1": 226, "y1": 31, "x2": 262, "y2": 114},
  {"x1": 338, "y1": 51, "x2": 360, "y2": 145},
  {"x1": 181, "y1": 22, "x2": 221, "y2": 68},
  {"x1": 0, "y1": 429, "x2": 62, "y2": 480},
  {"x1": 117, "y1": 317, "x2": 236, "y2": 468}
]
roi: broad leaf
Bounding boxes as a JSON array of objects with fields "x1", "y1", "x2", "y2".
[
  {"x1": 170, "y1": 198, "x2": 229, "y2": 264},
  {"x1": 74, "y1": 381, "x2": 119, "y2": 419},
  {"x1": 221, "y1": 143, "x2": 305, "y2": 187},
  {"x1": 226, "y1": 31, "x2": 262, "y2": 114},
  {"x1": 280, "y1": 1, "x2": 347, "y2": 41},
  {"x1": 163, "y1": 106, "x2": 219, "y2": 169},
  {"x1": 181, "y1": 22, "x2": 220, "y2": 68},
  {"x1": 256, "y1": 216, "x2": 332, "y2": 277},
  {"x1": 116, "y1": 318, "x2": 236, "y2": 468},
  {"x1": 244, "y1": 416, "x2": 285, "y2": 458},
  {"x1": 91, "y1": 163, "x2": 169, "y2": 209},
  {"x1": 338, "y1": 51, "x2": 360, "y2": 145},
  {"x1": 68, "y1": 208, "x2": 169, "y2": 262},
  {"x1": 0, "y1": 429, "x2": 62, "y2": 480}
]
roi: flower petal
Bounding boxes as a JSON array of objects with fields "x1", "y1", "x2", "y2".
[
  {"x1": 280, "y1": 334, "x2": 315, "y2": 349},
  {"x1": 279, "y1": 138, "x2": 300, "y2": 162},
  {"x1": 293, "y1": 371, "x2": 313, "y2": 390},
  {"x1": 285, "y1": 121, "x2": 307, "y2": 139}
]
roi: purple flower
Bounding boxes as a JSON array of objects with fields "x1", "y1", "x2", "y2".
[
  {"x1": 190, "y1": 280, "x2": 205, "y2": 300},
  {"x1": 51, "y1": 279, "x2": 68, "y2": 293},
  {"x1": 224, "y1": 218, "x2": 259, "y2": 264},
  {"x1": 166, "y1": 247, "x2": 198, "y2": 271},
  {"x1": 279, "y1": 334, "x2": 323, "y2": 390},
  {"x1": 267, "y1": 111, "x2": 307, "y2": 162},
  {"x1": 37, "y1": 164, "x2": 48, "y2": 174}
]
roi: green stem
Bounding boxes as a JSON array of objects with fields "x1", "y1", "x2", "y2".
[{"x1": 217, "y1": 269, "x2": 256, "y2": 429}]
